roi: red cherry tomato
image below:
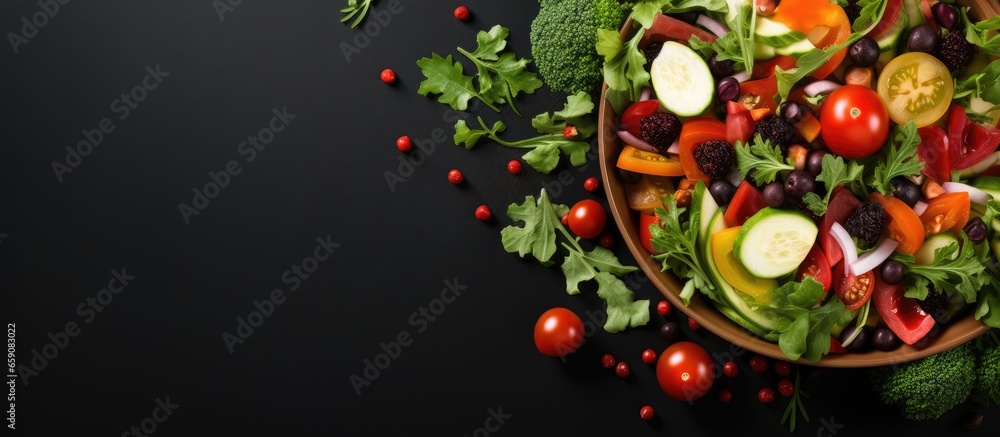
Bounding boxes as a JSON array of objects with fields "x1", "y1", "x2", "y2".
[
  {"x1": 795, "y1": 245, "x2": 832, "y2": 293},
  {"x1": 656, "y1": 341, "x2": 715, "y2": 402},
  {"x1": 819, "y1": 85, "x2": 890, "y2": 159},
  {"x1": 453, "y1": 5, "x2": 470, "y2": 21},
  {"x1": 616, "y1": 361, "x2": 631, "y2": 378},
  {"x1": 601, "y1": 354, "x2": 616, "y2": 368},
  {"x1": 380, "y1": 68, "x2": 396, "y2": 84},
  {"x1": 447, "y1": 169, "x2": 463, "y2": 185},
  {"x1": 568, "y1": 199, "x2": 607, "y2": 239},
  {"x1": 619, "y1": 100, "x2": 661, "y2": 138},
  {"x1": 723, "y1": 361, "x2": 738, "y2": 378},
  {"x1": 656, "y1": 300, "x2": 671, "y2": 317},
  {"x1": 833, "y1": 263, "x2": 875, "y2": 311},
  {"x1": 396, "y1": 135, "x2": 412, "y2": 152},
  {"x1": 642, "y1": 349, "x2": 658, "y2": 364},
  {"x1": 507, "y1": 160, "x2": 522, "y2": 174},
  {"x1": 639, "y1": 405, "x2": 655, "y2": 420},
  {"x1": 533, "y1": 308, "x2": 584, "y2": 357},
  {"x1": 584, "y1": 177, "x2": 600, "y2": 192},
  {"x1": 639, "y1": 213, "x2": 660, "y2": 254},
  {"x1": 475, "y1": 205, "x2": 491, "y2": 221}
]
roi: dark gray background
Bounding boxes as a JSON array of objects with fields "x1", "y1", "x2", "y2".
[{"x1": 1, "y1": 0, "x2": 996, "y2": 435}]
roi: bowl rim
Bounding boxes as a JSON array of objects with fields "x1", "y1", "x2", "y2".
[{"x1": 597, "y1": 1, "x2": 993, "y2": 367}]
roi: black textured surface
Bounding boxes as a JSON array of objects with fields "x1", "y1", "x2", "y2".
[{"x1": 1, "y1": 0, "x2": 997, "y2": 435}]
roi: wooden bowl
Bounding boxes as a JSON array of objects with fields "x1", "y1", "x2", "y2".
[{"x1": 598, "y1": 0, "x2": 995, "y2": 367}]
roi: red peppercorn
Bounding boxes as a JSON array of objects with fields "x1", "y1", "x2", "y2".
[
  {"x1": 615, "y1": 361, "x2": 630, "y2": 378},
  {"x1": 453, "y1": 5, "x2": 470, "y2": 21},
  {"x1": 475, "y1": 205, "x2": 491, "y2": 221},
  {"x1": 447, "y1": 169, "x2": 463, "y2": 185},
  {"x1": 774, "y1": 361, "x2": 792, "y2": 377},
  {"x1": 598, "y1": 233, "x2": 614, "y2": 248},
  {"x1": 639, "y1": 405, "x2": 655, "y2": 420},
  {"x1": 380, "y1": 68, "x2": 396, "y2": 84},
  {"x1": 641, "y1": 349, "x2": 657, "y2": 364},
  {"x1": 718, "y1": 389, "x2": 733, "y2": 403},
  {"x1": 758, "y1": 387, "x2": 775, "y2": 403},
  {"x1": 749, "y1": 355, "x2": 769, "y2": 373},
  {"x1": 563, "y1": 125, "x2": 578, "y2": 139},
  {"x1": 584, "y1": 177, "x2": 600, "y2": 192},
  {"x1": 778, "y1": 378, "x2": 794, "y2": 397},
  {"x1": 723, "y1": 361, "x2": 738, "y2": 378},
  {"x1": 656, "y1": 300, "x2": 671, "y2": 317},
  {"x1": 396, "y1": 136, "x2": 412, "y2": 152},
  {"x1": 561, "y1": 214, "x2": 570, "y2": 226},
  {"x1": 601, "y1": 354, "x2": 616, "y2": 369},
  {"x1": 688, "y1": 317, "x2": 701, "y2": 331},
  {"x1": 507, "y1": 159, "x2": 522, "y2": 174}
]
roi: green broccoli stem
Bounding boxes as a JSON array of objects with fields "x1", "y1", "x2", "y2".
[{"x1": 456, "y1": 47, "x2": 522, "y2": 116}]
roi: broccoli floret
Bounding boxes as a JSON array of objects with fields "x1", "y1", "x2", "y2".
[
  {"x1": 868, "y1": 342, "x2": 976, "y2": 421},
  {"x1": 530, "y1": 0, "x2": 632, "y2": 94},
  {"x1": 972, "y1": 340, "x2": 1000, "y2": 406}
]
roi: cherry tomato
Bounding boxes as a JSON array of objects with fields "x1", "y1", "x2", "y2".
[
  {"x1": 639, "y1": 405, "x2": 655, "y2": 420},
  {"x1": 507, "y1": 160, "x2": 522, "y2": 174},
  {"x1": 380, "y1": 68, "x2": 396, "y2": 84},
  {"x1": 749, "y1": 355, "x2": 769, "y2": 373},
  {"x1": 870, "y1": 192, "x2": 925, "y2": 254},
  {"x1": 723, "y1": 361, "x2": 738, "y2": 378},
  {"x1": 396, "y1": 135, "x2": 412, "y2": 152},
  {"x1": 601, "y1": 354, "x2": 616, "y2": 369},
  {"x1": 453, "y1": 5, "x2": 470, "y2": 21},
  {"x1": 568, "y1": 199, "x2": 607, "y2": 239},
  {"x1": 616, "y1": 361, "x2": 631, "y2": 378},
  {"x1": 584, "y1": 177, "x2": 600, "y2": 192},
  {"x1": 475, "y1": 205, "x2": 491, "y2": 221},
  {"x1": 656, "y1": 341, "x2": 715, "y2": 401},
  {"x1": 533, "y1": 308, "x2": 584, "y2": 357},
  {"x1": 447, "y1": 169, "x2": 463, "y2": 185},
  {"x1": 947, "y1": 104, "x2": 1000, "y2": 170},
  {"x1": 917, "y1": 124, "x2": 951, "y2": 181},
  {"x1": 679, "y1": 117, "x2": 727, "y2": 182},
  {"x1": 833, "y1": 263, "x2": 875, "y2": 311},
  {"x1": 877, "y1": 52, "x2": 954, "y2": 127},
  {"x1": 619, "y1": 100, "x2": 661, "y2": 138},
  {"x1": 820, "y1": 85, "x2": 890, "y2": 159},
  {"x1": 656, "y1": 300, "x2": 671, "y2": 317},
  {"x1": 795, "y1": 245, "x2": 832, "y2": 293},
  {"x1": 919, "y1": 192, "x2": 970, "y2": 235},
  {"x1": 758, "y1": 387, "x2": 776, "y2": 403},
  {"x1": 642, "y1": 349, "x2": 658, "y2": 364},
  {"x1": 639, "y1": 213, "x2": 660, "y2": 254}
]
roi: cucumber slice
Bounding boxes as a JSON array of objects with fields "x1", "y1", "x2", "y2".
[
  {"x1": 914, "y1": 232, "x2": 959, "y2": 265},
  {"x1": 651, "y1": 41, "x2": 714, "y2": 117},
  {"x1": 754, "y1": 17, "x2": 807, "y2": 48},
  {"x1": 692, "y1": 181, "x2": 720, "y2": 249},
  {"x1": 775, "y1": 38, "x2": 816, "y2": 57},
  {"x1": 903, "y1": 0, "x2": 925, "y2": 29},
  {"x1": 734, "y1": 208, "x2": 818, "y2": 278},
  {"x1": 754, "y1": 43, "x2": 777, "y2": 61},
  {"x1": 971, "y1": 176, "x2": 1000, "y2": 200},
  {"x1": 874, "y1": 9, "x2": 908, "y2": 52}
]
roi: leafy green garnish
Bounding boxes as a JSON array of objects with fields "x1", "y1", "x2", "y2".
[
  {"x1": 417, "y1": 26, "x2": 541, "y2": 114},
  {"x1": 893, "y1": 232, "x2": 985, "y2": 304},
  {"x1": 340, "y1": 0, "x2": 373, "y2": 28},
  {"x1": 781, "y1": 372, "x2": 811, "y2": 432},
  {"x1": 735, "y1": 134, "x2": 794, "y2": 185},
  {"x1": 801, "y1": 154, "x2": 866, "y2": 216},
  {"x1": 689, "y1": 1, "x2": 756, "y2": 73},
  {"x1": 852, "y1": 0, "x2": 887, "y2": 31},
  {"x1": 597, "y1": 27, "x2": 651, "y2": 105},
  {"x1": 650, "y1": 192, "x2": 719, "y2": 305},
  {"x1": 453, "y1": 93, "x2": 596, "y2": 174},
  {"x1": 954, "y1": 59, "x2": 1000, "y2": 104},
  {"x1": 961, "y1": 7, "x2": 1000, "y2": 56},
  {"x1": 501, "y1": 190, "x2": 650, "y2": 333},
  {"x1": 870, "y1": 121, "x2": 924, "y2": 195},
  {"x1": 631, "y1": 0, "x2": 729, "y2": 28},
  {"x1": 764, "y1": 278, "x2": 855, "y2": 361}
]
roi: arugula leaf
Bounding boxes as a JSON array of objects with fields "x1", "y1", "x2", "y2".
[
  {"x1": 764, "y1": 278, "x2": 854, "y2": 361},
  {"x1": 954, "y1": 59, "x2": 1000, "y2": 104},
  {"x1": 340, "y1": 0, "x2": 373, "y2": 28},
  {"x1": 801, "y1": 154, "x2": 865, "y2": 216},
  {"x1": 417, "y1": 53, "x2": 498, "y2": 112},
  {"x1": 650, "y1": 191, "x2": 720, "y2": 305},
  {"x1": 631, "y1": 0, "x2": 730, "y2": 28},
  {"x1": 501, "y1": 189, "x2": 649, "y2": 333},
  {"x1": 735, "y1": 134, "x2": 794, "y2": 185},
  {"x1": 893, "y1": 232, "x2": 985, "y2": 304},
  {"x1": 870, "y1": 121, "x2": 924, "y2": 195},
  {"x1": 962, "y1": 7, "x2": 1000, "y2": 57},
  {"x1": 852, "y1": 0, "x2": 886, "y2": 31},
  {"x1": 597, "y1": 28, "x2": 651, "y2": 104},
  {"x1": 456, "y1": 26, "x2": 543, "y2": 116},
  {"x1": 689, "y1": 2, "x2": 755, "y2": 73},
  {"x1": 531, "y1": 92, "x2": 597, "y2": 137}
]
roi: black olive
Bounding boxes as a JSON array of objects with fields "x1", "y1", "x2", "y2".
[
  {"x1": 763, "y1": 182, "x2": 785, "y2": 208},
  {"x1": 806, "y1": 150, "x2": 826, "y2": 176},
  {"x1": 880, "y1": 260, "x2": 906, "y2": 285},
  {"x1": 784, "y1": 170, "x2": 816, "y2": 198},
  {"x1": 710, "y1": 180, "x2": 738, "y2": 206},
  {"x1": 848, "y1": 37, "x2": 880, "y2": 67},
  {"x1": 906, "y1": 24, "x2": 940, "y2": 54},
  {"x1": 871, "y1": 327, "x2": 900, "y2": 351}
]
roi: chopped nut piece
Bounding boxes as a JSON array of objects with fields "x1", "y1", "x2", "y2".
[
  {"x1": 923, "y1": 180, "x2": 945, "y2": 199},
  {"x1": 845, "y1": 66, "x2": 874, "y2": 88}
]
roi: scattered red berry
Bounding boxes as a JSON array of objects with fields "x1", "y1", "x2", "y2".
[
  {"x1": 688, "y1": 317, "x2": 701, "y2": 331},
  {"x1": 584, "y1": 177, "x2": 600, "y2": 192},
  {"x1": 749, "y1": 355, "x2": 769, "y2": 374},
  {"x1": 758, "y1": 387, "x2": 775, "y2": 403},
  {"x1": 561, "y1": 214, "x2": 570, "y2": 226},
  {"x1": 598, "y1": 233, "x2": 614, "y2": 248},
  {"x1": 774, "y1": 361, "x2": 792, "y2": 377},
  {"x1": 563, "y1": 125, "x2": 578, "y2": 139},
  {"x1": 507, "y1": 159, "x2": 522, "y2": 174},
  {"x1": 778, "y1": 379, "x2": 794, "y2": 397},
  {"x1": 718, "y1": 389, "x2": 733, "y2": 403},
  {"x1": 447, "y1": 169, "x2": 463, "y2": 185},
  {"x1": 453, "y1": 5, "x2": 470, "y2": 21},
  {"x1": 601, "y1": 354, "x2": 616, "y2": 369},
  {"x1": 615, "y1": 361, "x2": 631, "y2": 378},
  {"x1": 641, "y1": 349, "x2": 657, "y2": 364},
  {"x1": 723, "y1": 361, "x2": 738, "y2": 378},
  {"x1": 656, "y1": 300, "x2": 671, "y2": 317},
  {"x1": 475, "y1": 205, "x2": 491, "y2": 221},
  {"x1": 380, "y1": 68, "x2": 396, "y2": 84},
  {"x1": 396, "y1": 135, "x2": 412, "y2": 152},
  {"x1": 639, "y1": 405, "x2": 655, "y2": 421}
]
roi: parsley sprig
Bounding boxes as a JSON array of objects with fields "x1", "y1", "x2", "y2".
[
  {"x1": 735, "y1": 134, "x2": 794, "y2": 185},
  {"x1": 869, "y1": 121, "x2": 924, "y2": 195},
  {"x1": 340, "y1": 0, "x2": 374, "y2": 28},
  {"x1": 650, "y1": 191, "x2": 719, "y2": 305},
  {"x1": 893, "y1": 232, "x2": 987, "y2": 304},
  {"x1": 501, "y1": 189, "x2": 650, "y2": 333}
]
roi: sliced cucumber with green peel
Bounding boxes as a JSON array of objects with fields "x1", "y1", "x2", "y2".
[
  {"x1": 692, "y1": 181, "x2": 720, "y2": 249},
  {"x1": 875, "y1": 9, "x2": 908, "y2": 52},
  {"x1": 754, "y1": 17, "x2": 807, "y2": 48},
  {"x1": 755, "y1": 43, "x2": 777, "y2": 60},
  {"x1": 914, "y1": 232, "x2": 959, "y2": 265},
  {"x1": 775, "y1": 39, "x2": 816, "y2": 57},
  {"x1": 734, "y1": 208, "x2": 818, "y2": 279},
  {"x1": 716, "y1": 303, "x2": 781, "y2": 341},
  {"x1": 903, "y1": 0, "x2": 925, "y2": 29},
  {"x1": 972, "y1": 176, "x2": 1000, "y2": 200},
  {"x1": 651, "y1": 41, "x2": 714, "y2": 117}
]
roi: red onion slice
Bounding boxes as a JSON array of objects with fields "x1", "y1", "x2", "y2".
[
  {"x1": 913, "y1": 201, "x2": 928, "y2": 216},
  {"x1": 942, "y1": 181, "x2": 992, "y2": 205},
  {"x1": 803, "y1": 80, "x2": 841, "y2": 97},
  {"x1": 666, "y1": 139, "x2": 679, "y2": 155},
  {"x1": 696, "y1": 14, "x2": 730, "y2": 38},
  {"x1": 728, "y1": 70, "x2": 750, "y2": 83},
  {"x1": 830, "y1": 222, "x2": 857, "y2": 276},
  {"x1": 639, "y1": 87, "x2": 653, "y2": 102},
  {"x1": 850, "y1": 238, "x2": 899, "y2": 276},
  {"x1": 616, "y1": 131, "x2": 659, "y2": 153}
]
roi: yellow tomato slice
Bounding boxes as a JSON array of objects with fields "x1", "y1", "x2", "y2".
[
  {"x1": 626, "y1": 176, "x2": 675, "y2": 213},
  {"x1": 616, "y1": 146, "x2": 685, "y2": 177},
  {"x1": 876, "y1": 52, "x2": 954, "y2": 127}
]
